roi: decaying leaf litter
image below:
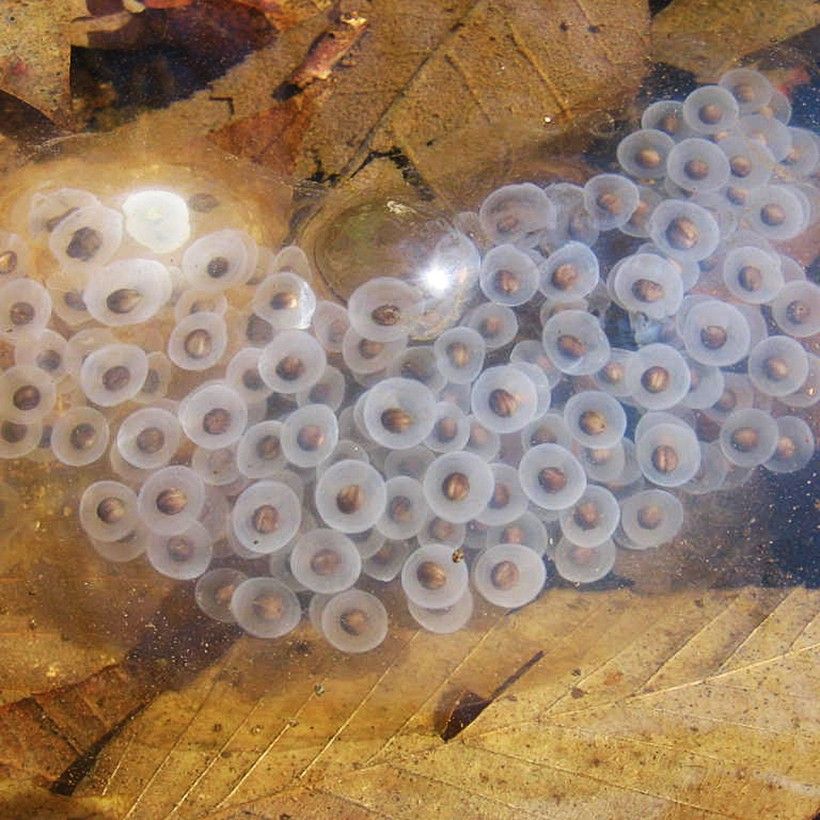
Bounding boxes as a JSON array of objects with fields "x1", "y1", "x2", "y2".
[{"x1": 0, "y1": 0, "x2": 818, "y2": 816}]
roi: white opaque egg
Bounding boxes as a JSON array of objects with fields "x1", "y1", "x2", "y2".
[{"x1": 122, "y1": 189, "x2": 191, "y2": 253}]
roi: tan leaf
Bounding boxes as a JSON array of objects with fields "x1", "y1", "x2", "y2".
[
  {"x1": 0, "y1": 460, "x2": 171, "y2": 706},
  {"x1": 55, "y1": 583, "x2": 819, "y2": 818},
  {"x1": 144, "y1": 0, "x2": 327, "y2": 31},
  {"x1": 2, "y1": 402, "x2": 813, "y2": 818},
  {"x1": 0, "y1": 0, "x2": 89, "y2": 127},
  {"x1": 206, "y1": 0, "x2": 650, "y2": 204},
  {"x1": 652, "y1": 0, "x2": 820, "y2": 79}
]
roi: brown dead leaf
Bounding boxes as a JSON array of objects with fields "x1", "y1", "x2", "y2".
[
  {"x1": 143, "y1": 0, "x2": 193, "y2": 7},
  {"x1": 210, "y1": 0, "x2": 650, "y2": 205},
  {"x1": 119, "y1": 0, "x2": 648, "y2": 205},
  {"x1": 0, "y1": 0, "x2": 90, "y2": 127},
  {"x1": 652, "y1": 0, "x2": 820, "y2": 79},
  {"x1": 0, "y1": 6, "x2": 815, "y2": 817},
  {"x1": 0, "y1": 584, "x2": 238, "y2": 795},
  {"x1": 208, "y1": 10, "x2": 369, "y2": 178},
  {"x1": 2, "y1": 447, "x2": 808, "y2": 819},
  {"x1": 0, "y1": 461, "x2": 170, "y2": 706},
  {"x1": 0, "y1": 0, "x2": 294, "y2": 131},
  {"x1": 144, "y1": 0, "x2": 325, "y2": 32},
  {"x1": 31, "y1": 584, "x2": 811, "y2": 819}
]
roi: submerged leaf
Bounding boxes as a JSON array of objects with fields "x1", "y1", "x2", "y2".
[
  {"x1": 211, "y1": 0, "x2": 650, "y2": 203},
  {"x1": 57, "y1": 584, "x2": 820, "y2": 818},
  {"x1": 653, "y1": 0, "x2": 820, "y2": 79}
]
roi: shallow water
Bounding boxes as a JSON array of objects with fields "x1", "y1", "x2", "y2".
[{"x1": 0, "y1": 14, "x2": 817, "y2": 818}]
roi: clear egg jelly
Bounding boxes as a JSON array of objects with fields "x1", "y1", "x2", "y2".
[{"x1": 0, "y1": 68, "x2": 817, "y2": 659}]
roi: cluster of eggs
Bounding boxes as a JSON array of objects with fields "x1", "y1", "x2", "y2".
[{"x1": 0, "y1": 67, "x2": 817, "y2": 653}]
